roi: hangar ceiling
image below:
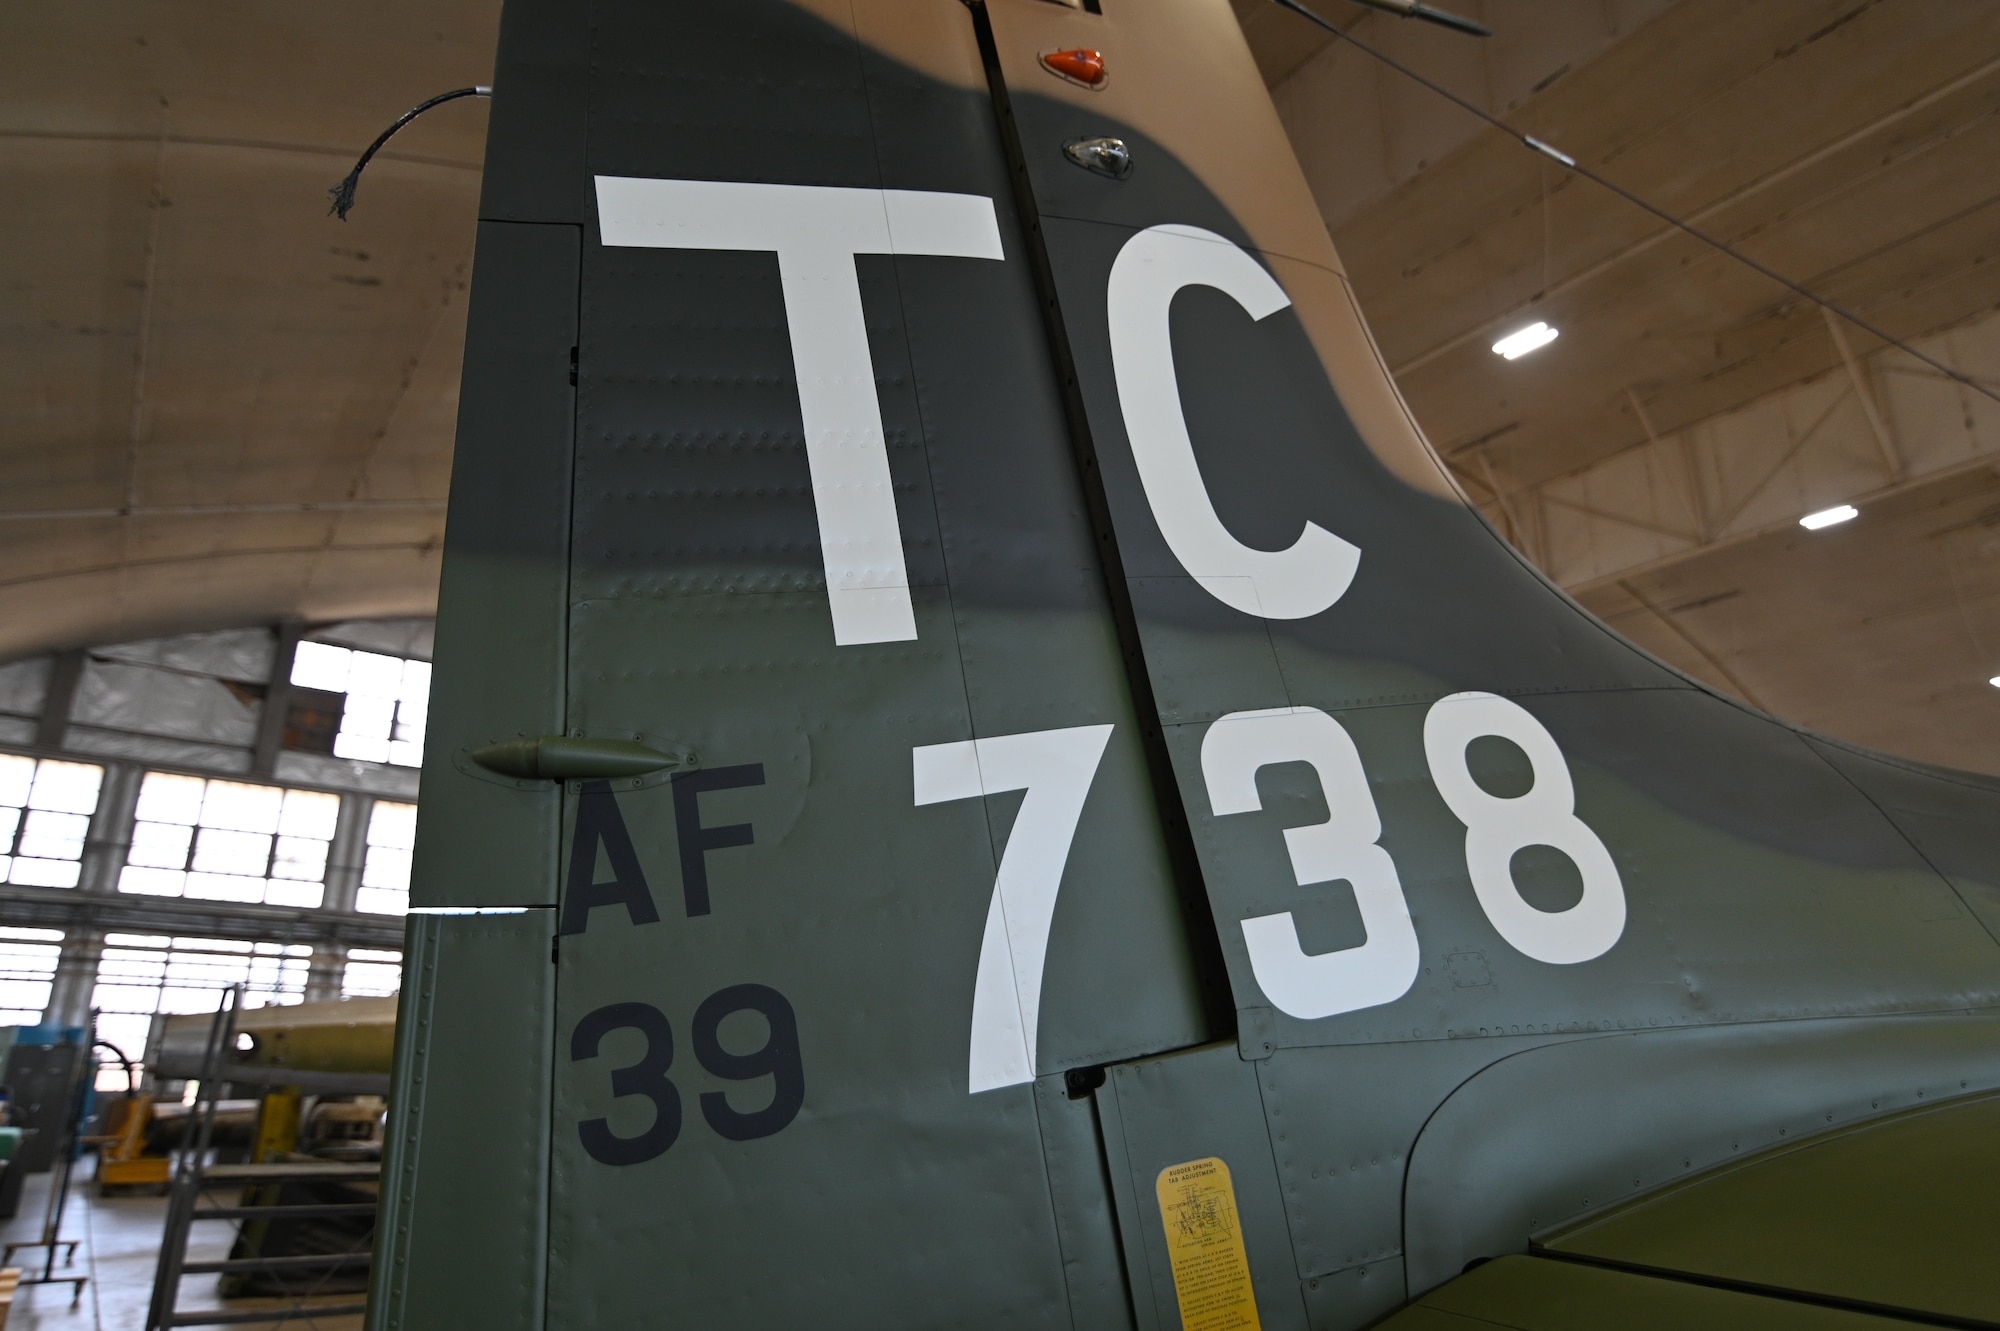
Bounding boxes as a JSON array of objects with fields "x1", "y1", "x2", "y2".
[
  {"x1": 5, "y1": 0, "x2": 2000, "y2": 770},
  {"x1": 1239, "y1": 0, "x2": 2000, "y2": 771},
  {"x1": 0, "y1": 1, "x2": 495, "y2": 658}
]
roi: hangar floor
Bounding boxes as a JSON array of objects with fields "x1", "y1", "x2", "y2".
[{"x1": 0, "y1": 1165, "x2": 362, "y2": 1331}]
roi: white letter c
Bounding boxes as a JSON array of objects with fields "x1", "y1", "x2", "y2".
[{"x1": 1107, "y1": 225, "x2": 1360, "y2": 620}]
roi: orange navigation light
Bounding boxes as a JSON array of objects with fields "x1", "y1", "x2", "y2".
[{"x1": 1039, "y1": 48, "x2": 1108, "y2": 89}]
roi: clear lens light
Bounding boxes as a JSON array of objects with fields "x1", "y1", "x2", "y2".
[
  {"x1": 1989, "y1": 676, "x2": 2000, "y2": 689},
  {"x1": 1799, "y1": 504, "x2": 1858, "y2": 530},
  {"x1": 1492, "y1": 322, "x2": 1559, "y2": 360}
]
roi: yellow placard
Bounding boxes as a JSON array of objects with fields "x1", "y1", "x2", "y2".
[{"x1": 1155, "y1": 1156, "x2": 1262, "y2": 1331}]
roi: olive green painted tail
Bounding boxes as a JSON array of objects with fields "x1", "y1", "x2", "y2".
[{"x1": 373, "y1": 1, "x2": 2000, "y2": 1328}]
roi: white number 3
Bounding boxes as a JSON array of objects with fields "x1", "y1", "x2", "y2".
[
  {"x1": 1423, "y1": 692, "x2": 1626, "y2": 965},
  {"x1": 1200, "y1": 707, "x2": 1420, "y2": 1020}
]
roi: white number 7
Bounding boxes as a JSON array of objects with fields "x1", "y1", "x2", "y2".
[{"x1": 913, "y1": 725, "x2": 1114, "y2": 1094}]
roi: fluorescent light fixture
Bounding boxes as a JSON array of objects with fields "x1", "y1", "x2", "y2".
[
  {"x1": 1492, "y1": 322, "x2": 1559, "y2": 360},
  {"x1": 1799, "y1": 504, "x2": 1858, "y2": 531}
]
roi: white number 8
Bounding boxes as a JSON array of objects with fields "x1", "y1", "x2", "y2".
[{"x1": 1423, "y1": 692, "x2": 1626, "y2": 965}]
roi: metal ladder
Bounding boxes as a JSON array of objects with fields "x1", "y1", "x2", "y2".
[{"x1": 145, "y1": 987, "x2": 378, "y2": 1329}]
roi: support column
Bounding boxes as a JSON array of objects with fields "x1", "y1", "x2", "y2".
[
  {"x1": 35, "y1": 648, "x2": 85, "y2": 752},
  {"x1": 43, "y1": 929, "x2": 103, "y2": 1030},
  {"x1": 325, "y1": 792, "x2": 371, "y2": 915},
  {"x1": 79, "y1": 761, "x2": 142, "y2": 895},
  {"x1": 304, "y1": 943, "x2": 349, "y2": 1003},
  {"x1": 312, "y1": 795, "x2": 370, "y2": 1003},
  {"x1": 251, "y1": 621, "x2": 305, "y2": 777},
  {"x1": 42, "y1": 761, "x2": 144, "y2": 1029}
]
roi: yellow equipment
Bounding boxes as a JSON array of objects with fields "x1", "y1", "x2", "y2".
[{"x1": 93, "y1": 1093, "x2": 169, "y2": 1193}]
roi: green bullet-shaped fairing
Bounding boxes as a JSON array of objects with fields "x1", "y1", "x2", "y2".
[{"x1": 468, "y1": 735, "x2": 677, "y2": 781}]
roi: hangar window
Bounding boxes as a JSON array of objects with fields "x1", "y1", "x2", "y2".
[
  {"x1": 91, "y1": 933, "x2": 311, "y2": 1070},
  {"x1": 289, "y1": 642, "x2": 430, "y2": 768},
  {"x1": 0, "y1": 755, "x2": 104, "y2": 888},
  {"x1": 120, "y1": 773, "x2": 338, "y2": 908},
  {"x1": 342, "y1": 947, "x2": 403, "y2": 997},
  {"x1": 356, "y1": 801, "x2": 415, "y2": 916},
  {"x1": 0, "y1": 926, "x2": 65, "y2": 1023}
]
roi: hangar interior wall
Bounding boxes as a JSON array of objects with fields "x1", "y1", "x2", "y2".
[{"x1": 0, "y1": 619, "x2": 433, "y2": 1081}]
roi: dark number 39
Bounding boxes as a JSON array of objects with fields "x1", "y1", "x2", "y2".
[{"x1": 570, "y1": 984, "x2": 804, "y2": 1166}]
